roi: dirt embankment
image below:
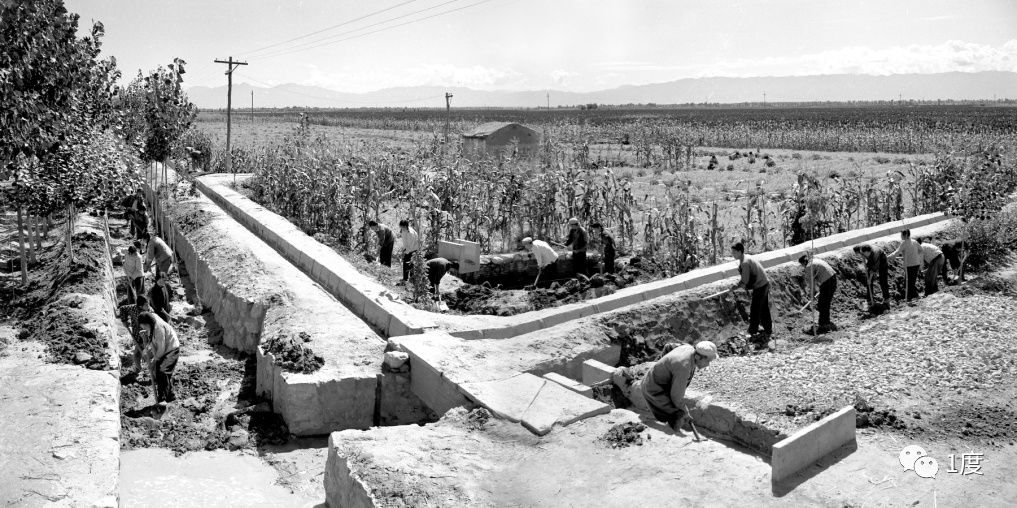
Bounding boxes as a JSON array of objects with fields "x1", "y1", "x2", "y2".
[
  {"x1": 446, "y1": 261, "x2": 653, "y2": 316},
  {"x1": 603, "y1": 231, "x2": 961, "y2": 366},
  {"x1": 593, "y1": 233, "x2": 1017, "y2": 447},
  {"x1": 2, "y1": 218, "x2": 115, "y2": 370}
]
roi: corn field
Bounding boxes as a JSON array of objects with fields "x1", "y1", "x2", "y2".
[{"x1": 193, "y1": 111, "x2": 1017, "y2": 282}]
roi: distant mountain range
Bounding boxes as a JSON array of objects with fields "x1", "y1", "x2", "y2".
[{"x1": 185, "y1": 71, "x2": 1017, "y2": 109}]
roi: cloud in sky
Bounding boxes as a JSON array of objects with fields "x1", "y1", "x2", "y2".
[
  {"x1": 691, "y1": 40, "x2": 1017, "y2": 78},
  {"x1": 226, "y1": 40, "x2": 1017, "y2": 93},
  {"x1": 293, "y1": 63, "x2": 523, "y2": 92}
]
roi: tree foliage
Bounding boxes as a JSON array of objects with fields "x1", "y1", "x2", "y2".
[{"x1": 121, "y1": 60, "x2": 197, "y2": 162}]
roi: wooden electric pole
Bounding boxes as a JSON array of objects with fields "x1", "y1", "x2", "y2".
[
  {"x1": 251, "y1": 90, "x2": 254, "y2": 124},
  {"x1": 444, "y1": 92, "x2": 453, "y2": 144},
  {"x1": 214, "y1": 57, "x2": 248, "y2": 183},
  {"x1": 546, "y1": 92, "x2": 550, "y2": 110}
]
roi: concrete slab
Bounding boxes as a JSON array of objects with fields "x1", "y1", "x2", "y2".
[
  {"x1": 520, "y1": 380, "x2": 610, "y2": 435},
  {"x1": 582, "y1": 358, "x2": 616, "y2": 386},
  {"x1": 545, "y1": 371, "x2": 593, "y2": 398},
  {"x1": 771, "y1": 406, "x2": 856, "y2": 483},
  {"x1": 542, "y1": 372, "x2": 593, "y2": 397},
  {"x1": 458, "y1": 373, "x2": 545, "y2": 422}
]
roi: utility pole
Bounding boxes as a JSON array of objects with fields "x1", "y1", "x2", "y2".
[
  {"x1": 214, "y1": 57, "x2": 248, "y2": 183},
  {"x1": 444, "y1": 92, "x2": 453, "y2": 144},
  {"x1": 251, "y1": 90, "x2": 254, "y2": 124},
  {"x1": 762, "y1": 91, "x2": 766, "y2": 107},
  {"x1": 546, "y1": 91, "x2": 550, "y2": 110}
]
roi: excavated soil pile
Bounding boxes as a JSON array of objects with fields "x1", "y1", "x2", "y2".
[
  {"x1": 10, "y1": 230, "x2": 112, "y2": 369},
  {"x1": 602, "y1": 422, "x2": 649, "y2": 448},
  {"x1": 464, "y1": 408, "x2": 492, "y2": 431},
  {"x1": 121, "y1": 358, "x2": 288, "y2": 455},
  {"x1": 853, "y1": 396, "x2": 906, "y2": 430},
  {"x1": 445, "y1": 264, "x2": 651, "y2": 316},
  {"x1": 262, "y1": 331, "x2": 324, "y2": 374}
]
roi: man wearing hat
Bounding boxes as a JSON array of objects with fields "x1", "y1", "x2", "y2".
[
  {"x1": 522, "y1": 237, "x2": 559, "y2": 287},
  {"x1": 563, "y1": 218, "x2": 588, "y2": 276},
  {"x1": 639, "y1": 341, "x2": 718, "y2": 432}
]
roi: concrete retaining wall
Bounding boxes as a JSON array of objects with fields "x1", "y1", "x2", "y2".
[
  {"x1": 195, "y1": 175, "x2": 435, "y2": 339},
  {"x1": 197, "y1": 173, "x2": 949, "y2": 343},
  {"x1": 143, "y1": 166, "x2": 432, "y2": 435}
]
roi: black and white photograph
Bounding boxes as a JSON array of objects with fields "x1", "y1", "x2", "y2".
[{"x1": 2, "y1": 0, "x2": 1016, "y2": 506}]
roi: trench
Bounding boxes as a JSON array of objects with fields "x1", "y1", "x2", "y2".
[
  {"x1": 109, "y1": 212, "x2": 326, "y2": 505},
  {"x1": 116, "y1": 181, "x2": 438, "y2": 504}
]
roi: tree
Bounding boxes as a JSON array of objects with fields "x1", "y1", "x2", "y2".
[
  {"x1": 1, "y1": 0, "x2": 140, "y2": 282},
  {"x1": 122, "y1": 59, "x2": 197, "y2": 164}
]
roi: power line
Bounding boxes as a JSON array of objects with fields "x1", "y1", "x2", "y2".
[
  {"x1": 256, "y1": 0, "x2": 497, "y2": 61},
  {"x1": 237, "y1": 0, "x2": 419, "y2": 58},
  {"x1": 255, "y1": 0, "x2": 463, "y2": 60}
]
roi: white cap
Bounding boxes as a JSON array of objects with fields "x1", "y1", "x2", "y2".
[
  {"x1": 695, "y1": 341, "x2": 718, "y2": 360},
  {"x1": 522, "y1": 237, "x2": 533, "y2": 244},
  {"x1": 568, "y1": 217, "x2": 579, "y2": 226}
]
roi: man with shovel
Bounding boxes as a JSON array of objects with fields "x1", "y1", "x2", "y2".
[
  {"x1": 729, "y1": 242, "x2": 772, "y2": 339},
  {"x1": 798, "y1": 254, "x2": 838, "y2": 334},
  {"x1": 639, "y1": 341, "x2": 717, "y2": 433},
  {"x1": 853, "y1": 243, "x2": 890, "y2": 311},
  {"x1": 522, "y1": 237, "x2": 558, "y2": 288}
]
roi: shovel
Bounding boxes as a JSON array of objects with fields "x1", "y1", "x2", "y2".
[
  {"x1": 700, "y1": 289, "x2": 749, "y2": 321},
  {"x1": 683, "y1": 403, "x2": 704, "y2": 442}
]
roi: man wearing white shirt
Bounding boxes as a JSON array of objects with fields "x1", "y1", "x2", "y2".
[
  {"x1": 522, "y1": 237, "x2": 558, "y2": 287},
  {"x1": 398, "y1": 220, "x2": 419, "y2": 284},
  {"x1": 916, "y1": 237, "x2": 946, "y2": 296}
]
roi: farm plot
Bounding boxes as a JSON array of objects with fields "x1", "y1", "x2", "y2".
[{"x1": 191, "y1": 110, "x2": 1015, "y2": 316}]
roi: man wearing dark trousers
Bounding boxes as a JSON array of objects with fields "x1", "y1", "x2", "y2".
[
  {"x1": 591, "y1": 222, "x2": 616, "y2": 274},
  {"x1": 889, "y1": 229, "x2": 922, "y2": 302},
  {"x1": 799, "y1": 254, "x2": 838, "y2": 333},
  {"x1": 398, "y1": 219, "x2": 419, "y2": 284},
  {"x1": 730, "y1": 242, "x2": 772, "y2": 338},
  {"x1": 854, "y1": 243, "x2": 890, "y2": 304},
  {"x1": 369, "y1": 220, "x2": 396, "y2": 267},
  {"x1": 564, "y1": 217, "x2": 588, "y2": 276},
  {"x1": 916, "y1": 237, "x2": 946, "y2": 296}
]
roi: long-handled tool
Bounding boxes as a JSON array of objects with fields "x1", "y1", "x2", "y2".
[
  {"x1": 700, "y1": 288, "x2": 749, "y2": 321},
  {"x1": 683, "y1": 403, "x2": 703, "y2": 442}
]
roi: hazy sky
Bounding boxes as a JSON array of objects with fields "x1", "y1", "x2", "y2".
[{"x1": 65, "y1": 0, "x2": 1017, "y2": 93}]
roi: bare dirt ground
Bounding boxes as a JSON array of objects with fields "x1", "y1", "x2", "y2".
[{"x1": 331, "y1": 407, "x2": 1017, "y2": 507}]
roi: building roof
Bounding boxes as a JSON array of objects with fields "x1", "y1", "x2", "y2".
[{"x1": 462, "y1": 122, "x2": 536, "y2": 139}]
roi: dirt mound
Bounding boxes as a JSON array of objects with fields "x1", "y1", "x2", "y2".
[
  {"x1": 25, "y1": 306, "x2": 110, "y2": 370},
  {"x1": 464, "y1": 408, "x2": 492, "y2": 431},
  {"x1": 443, "y1": 265, "x2": 647, "y2": 316},
  {"x1": 262, "y1": 331, "x2": 324, "y2": 374},
  {"x1": 853, "y1": 397, "x2": 906, "y2": 430},
  {"x1": 1, "y1": 226, "x2": 107, "y2": 318},
  {"x1": 602, "y1": 422, "x2": 649, "y2": 448},
  {"x1": 10, "y1": 229, "x2": 113, "y2": 369}
]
